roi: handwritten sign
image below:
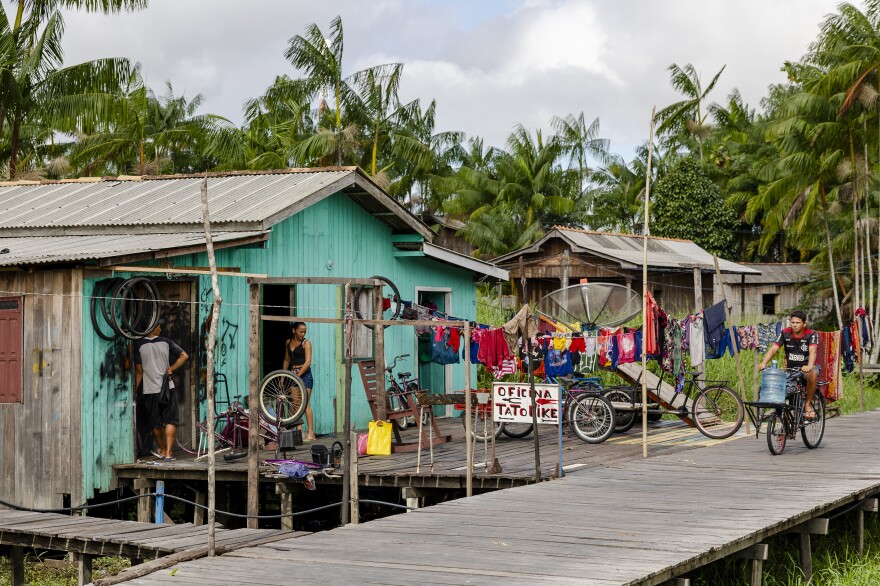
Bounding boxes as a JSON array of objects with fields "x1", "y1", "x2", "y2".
[{"x1": 493, "y1": 382, "x2": 560, "y2": 424}]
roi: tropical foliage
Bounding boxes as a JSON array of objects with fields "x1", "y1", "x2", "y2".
[{"x1": 7, "y1": 5, "x2": 880, "y2": 337}]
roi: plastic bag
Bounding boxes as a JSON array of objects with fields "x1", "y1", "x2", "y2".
[
  {"x1": 357, "y1": 433, "x2": 368, "y2": 455},
  {"x1": 366, "y1": 420, "x2": 392, "y2": 456}
]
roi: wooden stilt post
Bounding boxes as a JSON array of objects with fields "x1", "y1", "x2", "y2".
[
  {"x1": 247, "y1": 283, "x2": 260, "y2": 530},
  {"x1": 858, "y1": 498, "x2": 879, "y2": 556},
  {"x1": 201, "y1": 175, "x2": 224, "y2": 549},
  {"x1": 72, "y1": 552, "x2": 93, "y2": 586},
  {"x1": 134, "y1": 478, "x2": 153, "y2": 523},
  {"x1": 733, "y1": 543, "x2": 768, "y2": 586},
  {"x1": 341, "y1": 283, "x2": 353, "y2": 524},
  {"x1": 193, "y1": 490, "x2": 205, "y2": 526},
  {"x1": 349, "y1": 430, "x2": 359, "y2": 524},
  {"x1": 788, "y1": 517, "x2": 829, "y2": 583},
  {"x1": 276, "y1": 484, "x2": 294, "y2": 530},
  {"x1": 10, "y1": 546, "x2": 24, "y2": 586}
]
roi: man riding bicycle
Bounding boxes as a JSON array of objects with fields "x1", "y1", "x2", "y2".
[{"x1": 758, "y1": 310, "x2": 819, "y2": 419}]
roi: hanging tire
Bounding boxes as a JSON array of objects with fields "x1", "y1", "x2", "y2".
[
  {"x1": 119, "y1": 277, "x2": 160, "y2": 338},
  {"x1": 90, "y1": 278, "x2": 121, "y2": 341},
  {"x1": 353, "y1": 276, "x2": 401, "y2": 329},
  {"x1": 259, "y1": 370, "x2": 309, "y2": 425}
]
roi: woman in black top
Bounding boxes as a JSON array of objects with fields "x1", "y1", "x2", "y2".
[{"x1": 282, "y1": 322, "x2": 316, "y2": 441}]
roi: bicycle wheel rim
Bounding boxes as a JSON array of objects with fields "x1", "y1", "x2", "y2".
[
  {"x1": 801, "y1": 394, "x2": 825, "y2": 448},
  {"x1": 692, "y1": 386, "x2": 744, "y2": 440},
  {"x1": 259, "y1": 370, "x2": 308, "y2": 424},
  {"x1": 569, "y1": 395, "x2": 615, "y2": 444},
  {"x1": 766, "y1": 412, "x2": 786, "y2": 455}
]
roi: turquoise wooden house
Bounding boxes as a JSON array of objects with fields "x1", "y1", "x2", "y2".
[{"x1": 0, "y1": 168, "x2": 507, "y2": 508}]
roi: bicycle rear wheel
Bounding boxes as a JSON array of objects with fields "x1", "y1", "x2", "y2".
[
  {"x1": 461, "y1": 411, "x2": 503, "y2": 440},
  {"x1": 801, "y1": 393, "x2": 825, "y2": 449},
  {"x1": 568, "y1": 394, "x2": 616, "y2": 444},
  {"x1": 692, "y1": 385, "x2": 744, "y2": 439},
  {"x1": 259, "y1": 370, "x2": 309, "y2": 425},
  {"x1": 501, "y1": 422, "x2": 533, "y2": 438},
  {"x1": 766, "y1": 412, "x2": 786, "y2": 455},
  {"x1": 603, "y1": 388, "x2": 636, "y2": 434}
]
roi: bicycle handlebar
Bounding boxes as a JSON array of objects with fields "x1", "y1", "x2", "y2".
[{"x1": 386, "y1": 353, "x2": 410, "y2": 372}]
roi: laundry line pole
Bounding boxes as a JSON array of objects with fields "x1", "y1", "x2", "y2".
[{"x1": 641, "y1": 107, "x2": 656, "y2": 460}]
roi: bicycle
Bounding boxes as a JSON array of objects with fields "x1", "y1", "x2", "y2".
[
  {"x1": 744, "y1": 369, "x2": 826, "y2": 455},
  {"x1": 615, "y1": 369, "x2": 744, "y2": 440},
  {"x1": 462, "y1": 376, "x2": 617, "y2": 444},
  {"x1": 176, "y1": 394, "x2": 281, "y2": 460},
  {"x1": 384, "y1": 353, "x2": 422, "y2": 430}
]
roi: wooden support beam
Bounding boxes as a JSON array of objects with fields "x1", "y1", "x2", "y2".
[
  {"x1": 133, "y1": 478, "x2": 155, "y2": 523},
  {"x1": 788, "y1": 517, "x2": 830, "y2": 535},
  {"x1": 10, "y1": 546, "x2": 24, "y2": 586},
  {"x1": 857, "y1": 498, "x2": 878, "y2": 556},
  {"x1": 193, "y1": 491, "x2": 205, "y2": 526},
  {"x1": 402, "y1": 487, "x2": 422, "y2": 512},
  {"x1": 72, "y1": 552, "x2": 93, "y2": 586},
  {"x1": 799, "y1": 534, "x2": 813, "y2": 583},
  {"x1": 733, "y1": 543, "x2": 768, "y2": 586},
  {"x1": 275, "y1": 484, "x2": 294, "y2": 530},
  {"x1": 247, "y1": 283, "x2": 261, "y2": 529},
  {"x1": 661, "y1": 579, "x2": 689, "y2": 586}
]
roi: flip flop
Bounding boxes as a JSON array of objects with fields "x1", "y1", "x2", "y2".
[{"x1": 804, "y1": 411, "x2": 818, "y2": 421}]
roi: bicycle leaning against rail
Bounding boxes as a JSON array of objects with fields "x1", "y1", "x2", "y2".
[
  {"x1": 614, "y1": 369, "x2": 745, "y2": 440},
  {"x1": 744, "y1": 368, "x2": 826, "y2": 455}
]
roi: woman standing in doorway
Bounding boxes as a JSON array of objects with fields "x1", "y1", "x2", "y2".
[{"x1": 282, "y1": 322, "x2": 316, "y2": 441}]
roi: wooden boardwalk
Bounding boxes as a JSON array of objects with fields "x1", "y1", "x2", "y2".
[
  {"x1": 118, "y1": 409, "x2": 880, "y2": 585},
  {"x1": 114, "y1": 416, "x2": 733, "y2": 493}
]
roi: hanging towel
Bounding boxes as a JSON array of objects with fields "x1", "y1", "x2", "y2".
[{"x1": 689, "y1": 316, "x2": 705, "y2": 367}]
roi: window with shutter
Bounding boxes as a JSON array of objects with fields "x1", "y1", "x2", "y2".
[{"x1": 0, "y1": 297, "x2": 23, "y2": 403}]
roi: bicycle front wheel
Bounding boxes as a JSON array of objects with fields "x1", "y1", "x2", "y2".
[
  {"x1": 259, "y1": 370, "x2": 309, "y2": 425},
  {"x1": 692, "y1": 385, "x2": 744, "y2": 439},
  {"x1": 766, "y1": 412, "x2": 786, "y2": 455},
  {"x1": 568, "y1": 394, "x2": 616, "y2": 444},
  {"x1": 801, "y1": 393, "x2": 825, "y2": 449}
]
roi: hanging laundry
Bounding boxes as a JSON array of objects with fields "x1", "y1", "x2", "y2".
[
  {"x1": 756, "y1": 323, "x2": 778, "y2": 353},
  {"x1": 689, "y1": 315, "x2": 705, "y2": 367},
  {"x1": 703, "y1": 301, "x2": 726, "y2": 347},
  {"x1": 816, "y1": 331, "x2": 842, "y2": 402},
  {"x1": 552, "y1": 334, "x2": 567, "y2": 351},
  {"x1": 492, "y1": 357, "x2": 517, "y2": 379},
  {"x1": 477, "y1": 328, "x2": 512, "y2": 370},
  {"x1": 502, "y1": 305, "x2": 537, "y2": 356},
  {"x1": 448, "y1": 327, "x2": 461, "y2": 353},
  {"x1": 645, "y1": 291, "x2": 659, "y2": 355},
  {"x1": 705, "y1": 328, "x2": 739, "y2": 359},
  {"x1": 617, "y1": 331, "x2": 637, "y2": 365},
  {"x1": 544, "y1": 348, "x2": 574, "y2": 377},
  {"x1": 596, "y1": 335, "x2": 612, "y2": 369},
  {"x1": 568, "y1": 337, "x2": 586, "y2": 353},
  {"x1": 736, "y1": 325, "x2": 759, "y2": 350},
  {"x1": 584, "y1": 335, "x2": 597, "y2": 357},
  {"x1": 841, "y1": 325, "x2": 855, "y2": 373},
  {"x1": 430, "y1": 328, "x2": 460, "y2": 365}
]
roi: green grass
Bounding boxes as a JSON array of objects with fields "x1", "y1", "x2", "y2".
[
  {"x1": 0, "y1": 554, "x2": 130, "y2": 585},
  {"x1": 687, "y1": 508, "x2": 880, "y2": 585}
]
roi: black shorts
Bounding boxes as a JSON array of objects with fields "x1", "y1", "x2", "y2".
[{"x1": 142, "y1": 393, "x2": 180, "y2": 429}]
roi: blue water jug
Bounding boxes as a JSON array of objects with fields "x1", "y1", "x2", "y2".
[{"x1": 760, "y1": 363, "x2": 786, "y2": 404}]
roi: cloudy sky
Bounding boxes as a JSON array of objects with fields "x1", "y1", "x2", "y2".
[{"x1": 59, "y1": 0, "x2": 839, "y2": 160}]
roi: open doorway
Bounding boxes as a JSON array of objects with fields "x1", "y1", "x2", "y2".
[
  {"x1": 416, "y1": 288, "x2": 452, "y2": 416},
  {"x1": 262, "y1": 285, "x2": 295, "y2": 376}
]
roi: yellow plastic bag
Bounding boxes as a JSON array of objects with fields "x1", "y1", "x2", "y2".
[{"x1": 367, "y1": 420, "x2": 392, "y2": 456}]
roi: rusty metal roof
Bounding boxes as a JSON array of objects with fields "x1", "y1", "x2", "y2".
[
  {"x1": 493, "y1": 227, "x2": 760, "y2": 274},
  {"x1": 0, "y1": 231, "x2": 267, "y2": 267},
  {"x1": 0, "y1": 169, "x2": 430, "y2": 239}
]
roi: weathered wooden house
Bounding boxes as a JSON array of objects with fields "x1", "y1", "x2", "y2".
[
  {"x1": 718, "y1": 262, "x2": 814, "y2": 320},
  {"x1": 493, "y1": 227, "x2": 757, "y2": 315},
  {"x1": 0, "y1": 168, "x2": 506, "y2": 509}
]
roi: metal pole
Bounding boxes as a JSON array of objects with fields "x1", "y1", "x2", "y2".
[
  {"x1": 520, "y1": 257, "x2": 541, "y2": 482},
  {"x1": 641, "y1": 107, "x2": 656, "y2": 459}
]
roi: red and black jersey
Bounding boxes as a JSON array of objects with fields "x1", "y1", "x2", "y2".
[{"x1": 772, "y1": 328, "x2": 818, "y2": 368}]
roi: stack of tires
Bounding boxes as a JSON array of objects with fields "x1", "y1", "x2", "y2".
[{"x1": 90, "y1": 277, "x2": 161, "y2": 341}]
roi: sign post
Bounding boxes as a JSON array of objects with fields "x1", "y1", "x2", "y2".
[{"x1": 493, "y1": 381, "x2": 562, "y2": 476}]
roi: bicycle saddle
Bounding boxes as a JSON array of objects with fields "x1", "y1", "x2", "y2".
[
  {"x1": 556, "y1": 376, "x2": 575, "y2": 387},
  {"x1": 397, "y1": 372, "x2": 411, "y2": 379}
]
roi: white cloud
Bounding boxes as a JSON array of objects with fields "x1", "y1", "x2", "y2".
[{"x1": 53, "y1": 0, "x2": 841, "y2": 159}]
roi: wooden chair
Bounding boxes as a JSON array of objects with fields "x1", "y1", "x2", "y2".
[{"x1": 357, "y1": 361, "x2": 451, "y2": 453}]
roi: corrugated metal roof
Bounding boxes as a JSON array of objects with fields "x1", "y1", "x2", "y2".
[
  {"x1": 721, "y1": 263, "x2": 812, "y2": 284},
  {"x1": 0, "y1": 170, "x2": 354, "y2": 229},
  {"x1": 0, "y1": 231, "x2": 267, "y2": 267},
  {"x1": 493, "y1": 227, "x2": 760, "y2": 274}
]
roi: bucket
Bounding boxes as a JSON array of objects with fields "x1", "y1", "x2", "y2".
[
  {"x1": 311, "y1": 444, "x2": 330, "y2": 467},
  {"x1": 760, "y1": 367, "x2": 787, "y2": 404}
]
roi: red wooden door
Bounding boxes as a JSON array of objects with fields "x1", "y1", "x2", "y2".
[{"x1": 0, "y1": 297, "x2": 23, "y2": 403}]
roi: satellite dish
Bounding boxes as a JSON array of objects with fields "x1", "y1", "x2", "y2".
[{"x1": 536, "y1": 283, "x2": 641, "y2": 330}]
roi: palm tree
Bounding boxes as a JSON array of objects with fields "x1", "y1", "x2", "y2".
[
  {"x1": 0, "y1": 7, "x2": 131, "y2": 178},
  {"x1": 550, "y1": 112, "x2": 608, "y2": 198},
  {"x1": 655, "y1": 63, "x2": 726, "y2": 161},
  {"x1": 12, "y1": 0, "x2": 147, "y2": 30},
  {"x1": 588, "y1": 155, "x2": 645, "y2": 233}
]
